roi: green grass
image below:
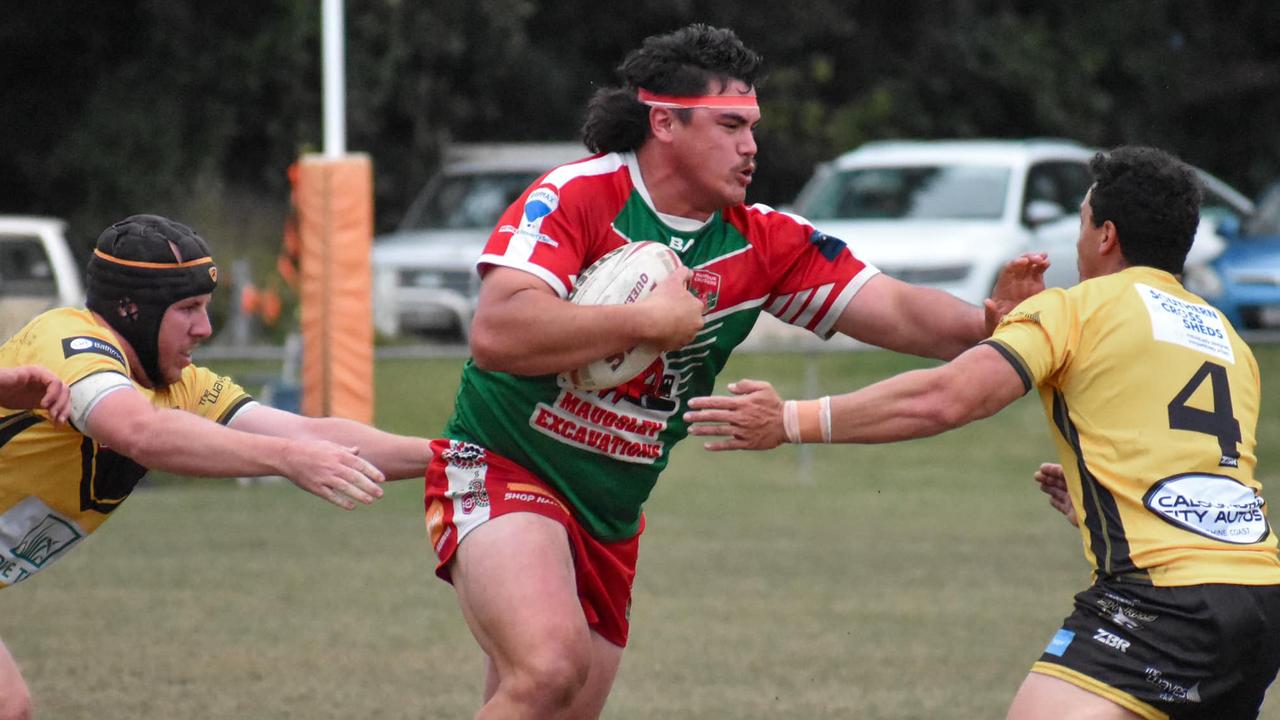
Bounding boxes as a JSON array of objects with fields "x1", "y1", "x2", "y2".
[{"x1": 6, "y1": 347, "x2": 1280, "y2": 719}]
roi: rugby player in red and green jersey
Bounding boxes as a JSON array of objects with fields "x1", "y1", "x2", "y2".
[{"x1": 423, "y1": 24, "x2": 1048, "y2": 719}]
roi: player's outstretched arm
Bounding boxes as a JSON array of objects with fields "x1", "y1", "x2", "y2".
[
  {"x1": 686, "y1": 343, "x2": 1026, "y2": 450},
  {"x1": 227, "y1": 405, "x2": 431, "y2": 481},
  {"x1": 1034, "y1": 462, "x2": 1079, "y2": 527},
  {"x1": 0, "y1": 365, "x2": 70, "y2": 425},
  {"x1": 834, "y1": 253, "x2": 1048, "y2": 360},
  {"x1": 83, "y1": 388, "x2": 384, "y2": 509},
  {"x1": 469, "y1": 266, "x2": 703, "y2": 376}
]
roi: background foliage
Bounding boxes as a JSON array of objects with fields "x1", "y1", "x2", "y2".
[{"x1": 4, "y1": 1, "x2": 1280, "y2": 253}]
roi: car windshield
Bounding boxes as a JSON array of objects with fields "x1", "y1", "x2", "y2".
[
  {"x1": 400, "y1": 171, "x2": 540, "y2": 231},
  {"x1": 0, "y1": 235, "x2": 57, "y2": 295},
  {"x1": 1243, "y1": 185, "x2": 1280, "y2": 237},
  {"x1": 798, "y1": 165, "x2": 1011, "y2": 221}
]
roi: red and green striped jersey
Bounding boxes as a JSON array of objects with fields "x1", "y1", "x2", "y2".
[{"x1": 444, "y1": 152, "x2": 878, "y2": 541}]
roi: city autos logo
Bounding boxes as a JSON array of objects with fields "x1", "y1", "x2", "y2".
[{"x1": 1144, "y1": 473, "x2": 1269, "y2": 544}]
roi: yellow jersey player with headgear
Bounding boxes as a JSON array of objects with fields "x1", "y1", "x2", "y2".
[{"x1": 0, "y1": 214, "x2": 431, "y2": 720}]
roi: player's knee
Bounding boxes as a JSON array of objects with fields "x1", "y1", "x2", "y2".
[
  {"x1": 505, "y1": 644, "x2": 591, "y2": 712},
  {"x1": 0, "y1": 683, "x2": 33, "y2": 720}
]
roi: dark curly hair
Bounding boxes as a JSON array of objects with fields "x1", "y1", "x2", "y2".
[
  {"x1": 581, "y1": 24, "x2": 764, "y2": 154},
  {"x1": 1087, "y1": 146, "x2": 1203, "y2": 275}
]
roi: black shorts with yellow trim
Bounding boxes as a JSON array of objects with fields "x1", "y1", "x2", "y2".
[{"x1": 1031, "y1": 578, "x2": 1280, "y2": 720}]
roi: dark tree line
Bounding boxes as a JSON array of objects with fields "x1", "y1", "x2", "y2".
[{"x1": 3, "y1": 0, "x2": 1279, "y2": 254}]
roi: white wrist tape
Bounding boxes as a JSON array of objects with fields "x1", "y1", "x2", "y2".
[{"x1": 782, "y1": 400, "x2": 801, "y2": 444}]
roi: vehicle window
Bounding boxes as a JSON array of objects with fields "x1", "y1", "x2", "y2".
[
  {"x1": 0, "y1": 235, "x2": 56, "y2": 296},
  {"x1": 798, "y1": 166, "x2": 1011, "y2": 221},
  {"x1": 400, "y1": 172, "x2": 541, "y2": 231},
  {"x1": 1242, "y1": 186, "x2": 1280, "y2": 237},
  {"x1": 1022, "y1": 161, "x2": 1091, "y2": 224}
]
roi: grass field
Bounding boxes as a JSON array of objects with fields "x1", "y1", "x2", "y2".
[{"x1": 6, "y1": 347, "x2": 1280, "y2": 719}]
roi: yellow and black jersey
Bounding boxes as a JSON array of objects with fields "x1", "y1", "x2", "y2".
[
  {"x1": 0, "y1": 307, "x2": 253, "y2": 587},
  {"x1": 987, "y1": 266, "x2": 1280, "y2": 587}
]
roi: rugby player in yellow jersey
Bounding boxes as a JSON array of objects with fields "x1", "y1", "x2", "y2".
[
  {"x1": 686, "y1": 146, "x2": 1280, "y2": 720},
  {"x1": 0, "y1": 214, "x2": 431, "y2": 720}
]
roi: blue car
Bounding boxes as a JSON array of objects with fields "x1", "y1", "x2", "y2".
[{"x1": 1185, "y1": 183, "x2": 1280, "y2": 332}]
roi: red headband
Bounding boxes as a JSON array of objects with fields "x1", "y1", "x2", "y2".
[{"x1": 637, "y1": 88, "x2": 758, "y2": 110}]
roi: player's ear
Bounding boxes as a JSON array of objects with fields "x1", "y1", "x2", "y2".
[
  {"x1": 649, "y1": 107, "x2": 677, "y2": 143},
  {"x1": 1098, "y1": 220, "x2": 1120, "y2": 256}
]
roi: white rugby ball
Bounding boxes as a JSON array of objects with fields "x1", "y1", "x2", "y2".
[{"x1": 560, "y1": 241, "x2": 682, "y2": 390}]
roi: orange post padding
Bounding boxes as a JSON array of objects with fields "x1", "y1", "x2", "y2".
[{"x1": 294, "y1": 153, "x2": 374, "y2": 423}]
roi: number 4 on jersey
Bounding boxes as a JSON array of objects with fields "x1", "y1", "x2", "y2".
[{"x1": 1167, "y1": 361, "x2": 1242, "y2": 466}]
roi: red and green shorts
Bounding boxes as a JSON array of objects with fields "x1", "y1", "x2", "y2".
[{"x1": 423, "y1": 438, "x2": 642, "y2": 647}]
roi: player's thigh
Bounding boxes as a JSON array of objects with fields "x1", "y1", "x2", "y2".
[
  {"x1": 1007, "y1": 673, "x2": 1145, "y2": 720},
  {"x1": 452, "y1": 512, "x2": 592, "y2": 669}
]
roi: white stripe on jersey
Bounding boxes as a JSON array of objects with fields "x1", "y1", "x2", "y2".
[
  {"x1": 543, "y1": 152, "x2": 625, "y2": 190},
  {"x1": 780, "y1": 289, "x2": 815, "y2": 323},
  {"x1": 792, "y1": 283, "x2": 835, "y2": 328},
  {"x1": 476, "y1": 253, "x2": 570, "y2": 298},
  {"x1": 814, "y1": 267, "x2": 881, "y2": 338}
]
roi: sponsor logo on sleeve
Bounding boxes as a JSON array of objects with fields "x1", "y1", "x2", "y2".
[
  {"x1": 1136, "y1": 284, "x2": 1234, "y2": 364},
  {"x1": 1143, "y1": 473, "x2": 1269, "y2": 544},
  {"x1": 62, "y1": 336, "x2": 126, "y2": 366},
  {"x1": 514, "y1": 187, "x2": 562, "y2": 247},
  {"x1": 522, "y1": 187, "x2": 559, "y2": 225},
  {"x1": 1001, "y1": 310, "x2": 1042, "y2": 327}
]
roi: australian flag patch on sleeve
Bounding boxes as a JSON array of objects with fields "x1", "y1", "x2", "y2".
[{"x1": 809, "y1": 230, "x2": 847, "y2": 262}]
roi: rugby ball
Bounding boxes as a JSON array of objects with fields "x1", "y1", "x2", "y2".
[{"x1": 560, "y1": 241, "x2": 682, "y2": 390}]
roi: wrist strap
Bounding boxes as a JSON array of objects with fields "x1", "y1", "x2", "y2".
[{"x1": 783, "y1": 398, "x2": 830, "y2": 444}]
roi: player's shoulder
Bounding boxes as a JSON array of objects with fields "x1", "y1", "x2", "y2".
[
  {"x1": 14, "y1": 307, "x2": 126, "y2": 364},
  {"x1": 515, "y1": 153, "x2": 630, "y2": 223},
  {"x1": 727, "y1": 202, "x2": 815, "y2": 231}
]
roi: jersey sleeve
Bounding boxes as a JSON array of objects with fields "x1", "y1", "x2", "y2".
[
  {"x1": 984, "y1": 288, "x2": 1077, "y2": 392},
  {"x1": 749, "y1": 206, "x2": 880, "y2": 338},
  {"x1": 167, "y1": 366, "x2": 256, "y2": 424},
  {"x1": 475, "y1": 155, "x2": 621, "y2": 298},
  {"x1": 20, "y1": 315, "x2": 132, "y2": 387}
]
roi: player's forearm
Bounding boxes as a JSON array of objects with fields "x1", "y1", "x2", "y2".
[
  {"x1": 823, "y1": 368, "x2": 963, "y2": 443},
  {"x1": 470, "y1": 289, "x2": 650, "y2": 375},
  {"x1": 901, "y1": 290, "x2": 988, "y2": 360},
  {"x1": 294, "y1": 417, "x2": 430, "y2": 480}
]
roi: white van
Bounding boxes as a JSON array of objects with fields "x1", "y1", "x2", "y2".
[
  {"x1": 372, "y1": 142, "x2": 587, "y2": 339},
  {"x1": 0, "y1": 216, "x2": 84, "y2": 342}
]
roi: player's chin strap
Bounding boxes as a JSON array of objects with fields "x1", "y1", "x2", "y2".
[
  {"x1": 783, "y1": 397, "x2": 833, "y2": 444},
  {"x1": 637, "y1": 88, "x2": 759, "y2": 110}
]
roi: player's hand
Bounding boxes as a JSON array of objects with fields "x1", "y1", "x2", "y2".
[
  {"x1": 685, "y1": 378, "x2": 787, "y2": 451},
  {"x1": 985, "y1": 252, "x2": 1049, "y2": 335},
  {"x1": 1034, "y1": 462, "x2": 1078, "y2": 527},
  {"x1": 0, "y1": 365, "x2": 70, "y2": 426},
  {"x1": 280, "y1": 440, "x2": 386, "y2": 510},
  {"x1": 637, "y1": 267, "x2": 705, "y2": 351}
]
